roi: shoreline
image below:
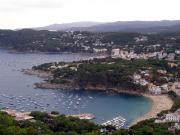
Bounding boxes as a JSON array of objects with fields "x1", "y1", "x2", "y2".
[
  {"x1": 23, "y1": 69, "x2": 174, "y2": 127},
  {"x1": 131, "y1": 94, "x2": 173, "y2": 126},
  {"x1": 3, "y1": 48, "x2": 94, "y2": 55},
  {"x1": 34, "y1": 81, "x2": 145, "y2": 95},
  {"x1": 35, "y1": 81, "x2": 174, "y2": 127}
]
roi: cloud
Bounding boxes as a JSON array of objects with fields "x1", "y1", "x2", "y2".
[
  {"x1": 0, "y1": 0, "x2": 180, "y2": 29},
  {"x1": 20, "y1": 0, "x2": 64, "y2": 9},
  {"x1": 0, "y1": 0, "x2": 65, "y2": 12}
]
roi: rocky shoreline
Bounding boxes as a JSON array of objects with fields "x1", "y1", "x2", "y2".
[
  {"x1": 22, "y1": 69, "x2": 53, "y2": 79},
  {"x1": 34, "y1": 81, "x2": 146, "y2": 96},
  {"x1": 23, "y1": 69, "x2": 144, "y2": 95}
]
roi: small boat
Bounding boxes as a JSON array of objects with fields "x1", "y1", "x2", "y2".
[
  {"x1": 76, "y1": 101, "x2": 80, "y2": 105},
  {"x1": 88, "y1": 96, "x2": 93, "y2": 99}
]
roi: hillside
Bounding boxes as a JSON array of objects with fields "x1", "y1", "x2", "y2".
[
  {"x1": 34, "y1": 21, "x2": 103, "y2": 31},
  {"x1": 33, "y1": 20, "x2": 180, "y2": 33}
]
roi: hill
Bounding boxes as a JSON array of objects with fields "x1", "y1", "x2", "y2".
[
  {"x1": 33, "y1": 20, "x2": 180, "y2": 33},
  {"x1": 34, "y1": 21, "x2": 103, "y2": 31}
]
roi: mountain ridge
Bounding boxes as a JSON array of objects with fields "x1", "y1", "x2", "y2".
[
  {"x1": 34, "y1": 21, "x2": 103, "y2": 31},
  {"x1": 32, "y1": 20, "x2": 180, "y2": 33}
]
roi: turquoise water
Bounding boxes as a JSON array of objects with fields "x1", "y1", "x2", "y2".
[{"x1": 0, "y1": 49, "x2": 152, "y2": 125}]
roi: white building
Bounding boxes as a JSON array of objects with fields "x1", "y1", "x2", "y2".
[
  {"x1": 111, "y1": 49, "x2": 120, "y2": 58},
  {"x1": 157, "y1": 69, "x2": 167, "y2": 75},
  {"x1": 148, "y1": 84, "x2": 161, "y2": 95},
  {"x1": 111, "y1": 49, "x2": 136, "y2": 59},
  {"x1": 156, "y1": 110, "x2": 180, "y2": 124},
  {"x1": 133, "y1": 74, "x2": 141, "y2": 80},
  {"x1": 166, "y1": 110, "x2": 180, "y2": 122},
  {"x1": 157, "y1": 52, "x2": 168, "y2": 59},
  {"x1": 167, "y1": 53, "x2": 175, "y2": 61},
  {"x1": 175, "y1": 50, "x2": 180, "y2": 55},
  {"x1": 134, "y1": 36, "x2": 148, "y2": 42},
  {"x1": 139, "y1": 79, "x2": 148, "y2": 86},
  {"x1": 93, "y1": 48, "x2": 107, "y2": 54},
  {"x1": 160, "y1": 84, "x2": 169, "y2": 92},
  {"x1": 70, "y1": 67, "x2": 77, "y2": 71}
]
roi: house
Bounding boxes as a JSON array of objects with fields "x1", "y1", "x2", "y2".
[
  {"x1": 174, "y1": 123, "x2": 180, "y2": 130},
  {"x1": 157, "y1": 69, "x2": 167, "y2": 75},
  {"x1": 157, "y1": 52, "x2": 167, "y2": 59},
  {"x1": 139, "y1": 79, "x2": 149, "y2": 86},
  {"x1": 147, "y1": 52, "x2": 158, "y2": 58},
  {"x1": 165, "y1": 109, "x2": 180, "y2": 122},
  {"x1": 160, "y1": 84, "x2": 169, "y2": 93},
  {"x1": 111, "y1": 49, "x2": 120, "y2": 58},
  {"x1": 175, "y1": 82, "x2": 180, "y2": 89},
  {"x1": 129, "y1": 51, "x2": 138, "y2": 59},
  {"x1": 167, "y1": 53, "x2": 175, "y2": 61},
  {"x1": 93, "y1": 48, "x2": 107, "y2": 54},
  {"x1": 56, "y1": 64, "x2": 69, "y2": 69},
  {"x1": 133, "y1": 74, "x2": 141, "y2": 80},
  {"x1": 111, "y1": 49, "x2": 134, "y2": 59},
  {"x1": 148, "y1": 84, "x2": 161, "y2": 94},
  {"x1": 166, "y1": 113, "x2": 180, "y2": 122},
  {"x1": 49, "y1": 65, "x2": 57, "y2": 69},
  {"x1": 175, "y1": 50, "x2": 180, "y2": 55},
  {"x1": 70, "y1": 67, "x2": 77, "y2": 71},
  {"x1": 134, "y1": 78, "x2": 148, "y2": 86},
  {"x1": 134, "y1": 36, "x2": 148, "y2": 42}
]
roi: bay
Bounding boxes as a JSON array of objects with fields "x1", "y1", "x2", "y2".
[{"x1": 0, "y1": 49, "x2": 152, "y2": 125}]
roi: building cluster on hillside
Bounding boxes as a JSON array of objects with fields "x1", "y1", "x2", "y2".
[
  {"x1": 47, "y1": 63, "x2": 79, "y2": 72},
  {"x1": 133, "y1": 70, "x2": 170, "y2": 95},
  {"x1": 21, "y1": 30, "x2": 180, "y2": 59},
  {"x1": 111, "y1": 48, "x2": 178, "y2": 61},
  {"x1": 165, "y1": 109, "x2": 180, "y2": 123},
  {"x1": 49, "y1": 63, "x2": 69, "y2": 70},
  {"x1": 155, "y1": 109, "x2": 180, "y2": 132},
  {"x1": 155, "y1": 109, "x2": 180, "y2": 123},
  {"x1": 134, "y1": 36, "x2": 148, "y2": 42}
]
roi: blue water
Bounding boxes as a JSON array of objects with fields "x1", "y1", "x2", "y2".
[{"x1": 0, "y1": 49, "x2": 152, "y2": 125}]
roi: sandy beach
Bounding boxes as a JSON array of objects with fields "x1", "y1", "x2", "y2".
[{"x1": 131, "y1": 94, "x2": 173, "y2": 126}]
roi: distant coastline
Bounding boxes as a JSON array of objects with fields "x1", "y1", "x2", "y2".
[{"x1": 8, "y1": 48, "x2": 94, "y2": 55}]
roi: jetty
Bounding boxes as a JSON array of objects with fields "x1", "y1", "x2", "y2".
[
  {"x1": 102, "y1": 116, "x2": 126, "y2": 129},
  {"x1": 1, "y1": 109, "x2": 34, "y2": 121}
]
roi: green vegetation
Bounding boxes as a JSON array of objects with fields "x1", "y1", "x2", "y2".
[
  {"x1": 1, "y1": 109, "x2": 179, "y2": 135},
  {"x1": 0, "y1": 29, "x2": 180, "y2": 57},
  {"x1": 130, "y1": 119, "x2": 180, "y2": 135},
  {"x1": 0, "y1": 111, "x2": 101, "y2": 135},
  {"x1": 33, "y1": 58, "x2": 180, "y2": 92},
  {"x1": 168, "y1": 91, "x2": 180, "y2": 112}
]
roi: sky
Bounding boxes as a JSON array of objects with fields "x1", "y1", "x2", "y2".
[{"x1": 0, "y1": 0, "x2": 180, "y2": 29}]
